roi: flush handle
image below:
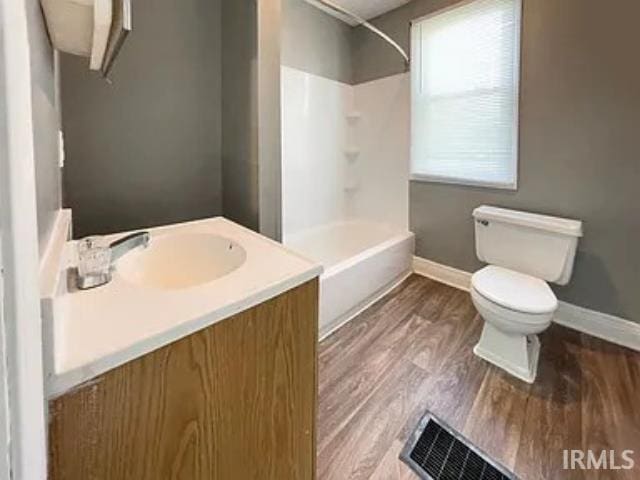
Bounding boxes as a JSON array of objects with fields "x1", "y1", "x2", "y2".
[{"x1": 477, "y1": 220, "x2": 490, "y2": 227}]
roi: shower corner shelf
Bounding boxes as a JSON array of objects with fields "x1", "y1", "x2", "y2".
[
  {"x1": 346, "y1": 112, "x2": 362, "y2": 121},
  {"x1": 344, "y1": 148, "x2": 360, "y2": 159}
]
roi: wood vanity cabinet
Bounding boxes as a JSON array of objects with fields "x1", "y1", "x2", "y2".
[{"x1": 48, "y1": 280, "x2": 318, "y2": 480}]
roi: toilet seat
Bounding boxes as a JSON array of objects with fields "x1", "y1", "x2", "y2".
[
  {"x1": 471, "y1": 287, "x2": 553, "y2": 335},
  {"x1": 471, "y1": 266, "x2": 558, "y2": 314}
]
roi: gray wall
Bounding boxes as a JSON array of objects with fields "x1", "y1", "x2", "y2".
[
  {"x1": 281, "y1": 0, "x2": 353, "y2": 84},
  {"x1": 26, "y1": 0, "x2": 62, "y2": 253},
  {"x1": 61, "y1": 0, "x2": 223, "y2": 237},
  {"x1": 221, "y1": 0, "x2": 260, "y2": 230},
  {"x1": 353, "y1": 0, "x2": 640, "y2": 322}
]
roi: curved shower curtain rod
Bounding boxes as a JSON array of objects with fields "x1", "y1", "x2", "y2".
[{"x1": 309, "y1": 0, "x2": 410, "y2": 66}]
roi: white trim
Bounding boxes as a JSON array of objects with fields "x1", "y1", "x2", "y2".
[
  {"x1": 412, "y1": 256, "x2": 471, "y2": 291},
  {"x1": 0, "y1": 4, "x2": 13, "y2": 477},
  {"x1": 409, "y1": 173, "x2": 518, "y2": 191},
  {"x1": 0, "y1": 0, "x2": 49, "y2": 477},
  {"x1": 412, "y1": 256, "x2": 640, "y2": 352},
  {"x1": 554, "y1": 302, "x2": 640, "y2": 353}
]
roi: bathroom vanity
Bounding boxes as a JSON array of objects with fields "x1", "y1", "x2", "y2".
[{"x1": 41, "y1": 216, "x2": 322, "y2": 479}]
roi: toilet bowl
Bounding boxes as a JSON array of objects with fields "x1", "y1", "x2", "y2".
[
  {"x1": 471, "y1": 206, "x2": 582, "y2": 383},
  {"x1": 471, "y1": 266, "x2": 557, "y2": 383}
]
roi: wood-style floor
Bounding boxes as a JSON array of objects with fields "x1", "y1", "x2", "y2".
[{"x1": 317, "y1": 275, "x2": 640, "y2": 480}]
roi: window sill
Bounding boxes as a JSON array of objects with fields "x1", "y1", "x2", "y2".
[{"x1": 409, "y1": 173, "x2": 518, "y2": 191}]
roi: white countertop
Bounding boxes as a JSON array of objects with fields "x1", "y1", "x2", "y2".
[{"x1": 42, "y1": 217, "x2": 322, "y2": 398}]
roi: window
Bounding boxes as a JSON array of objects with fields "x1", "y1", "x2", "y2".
[{"x1": 410, "y1": 0, "x2": 521, "y2": 189}]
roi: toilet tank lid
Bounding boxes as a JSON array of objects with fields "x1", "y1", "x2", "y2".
[{"x1": 473, "y1": 206, "x2": 583, "y2": 237}]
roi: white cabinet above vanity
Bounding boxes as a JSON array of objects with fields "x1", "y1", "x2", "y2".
[{"x1": 40, "y1": 0, "x2": 131, "y2": 75}]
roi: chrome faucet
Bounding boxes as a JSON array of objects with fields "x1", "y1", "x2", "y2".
[
  {"x1": 76, "y1": 231, "x2": 151, "y2": 290},
  {"x1": 109, "y1": 231, "x2": 151, "y2": 263}
]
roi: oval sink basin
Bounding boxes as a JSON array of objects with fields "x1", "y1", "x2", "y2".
[{"x1": 117, "y1": 233, "x2": 246, "y2": 290}]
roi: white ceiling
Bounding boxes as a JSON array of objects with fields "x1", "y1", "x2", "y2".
[{"x1": 306, "y1": 0, "x2": 413, "y2": 26}]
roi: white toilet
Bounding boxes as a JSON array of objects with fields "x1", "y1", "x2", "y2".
[{"x1": 471, "y1": 206, "x2": 583, "y2": 383}]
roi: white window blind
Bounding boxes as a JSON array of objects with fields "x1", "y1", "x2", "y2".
[{"x1": 411, "y1": 0, "x2": 521, "y2": 189}]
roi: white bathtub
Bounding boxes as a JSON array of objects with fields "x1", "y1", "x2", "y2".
[{"x1": 285, "y1": 221, "x2": 415, "y2": 339}]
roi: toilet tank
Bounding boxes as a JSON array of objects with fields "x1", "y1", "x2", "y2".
[{"x1": 473, "y1": 206, "x2": 583, "y2": 285}]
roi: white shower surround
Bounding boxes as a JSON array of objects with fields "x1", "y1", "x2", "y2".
[
  {"x1": 281, "y1": 66, "x2": 410, "y2": 236},
  {"x1": 281, "y1": 66, "x2": 412, "y2": 337},
  {"x1": 352, "y1": 72, "x2": 410, "y2": 228},
  {"x1": 281, "y1": 66, "x2": 353, "y2": 237}
]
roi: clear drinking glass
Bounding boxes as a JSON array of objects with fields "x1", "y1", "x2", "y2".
[{"x1": 77, "y1": 236, "x2": 112, "y2": 282}]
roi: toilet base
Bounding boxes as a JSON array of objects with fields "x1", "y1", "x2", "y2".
[{"x1": 473, "y1": 322, "x2": 541, "y2": 383}]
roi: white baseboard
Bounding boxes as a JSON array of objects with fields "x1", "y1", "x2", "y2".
[
  {"x1": 554, "y1": 302, "x2": 640, "y2": 352},
  {"x1": 412, "y1": 256, "x2": 471, "y2": 291},
  {"x1": 413, "y1": 256, "x2": 640, "y2": 352}
]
